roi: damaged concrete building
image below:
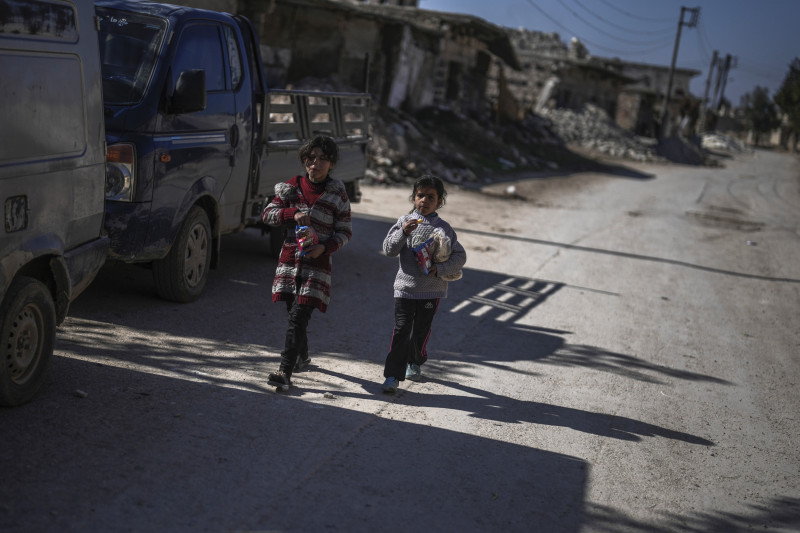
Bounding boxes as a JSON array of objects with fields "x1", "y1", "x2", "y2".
[
  {"x1": 163, "y1": 0, "x2": 698, "y2": 139},
  {"x1": 493, "y1": 27, "x2": 700, "y2": 137},
  {"x1": 492, "y1": 29, "x2": 631, "y2": 118},
  {"x1": 614, "y1": 59, "x2": 700, "y2": 137},
  {"x1": 236, "y1": 0, "x2": 520, "y2": 119}
]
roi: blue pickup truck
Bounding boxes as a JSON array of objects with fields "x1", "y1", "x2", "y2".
[{"x1": 96, "y1": 0, "x2": 370, "y2": 302}]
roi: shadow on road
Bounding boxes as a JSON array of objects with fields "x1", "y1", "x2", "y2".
[
  {"x1": 0, "y1": 356, "x2": 587, "y2": 532},
  {"x1": 1, "y1": 213, "x2": 781, "y2": 532},
  {"x1": 466, "y1": 158, "x2": 658, "y2": 190},
  {"x1": 303, "y1": 366, "x2": 712, "y2": 446},
  {"x1": 356, "y1": 209, "x2": 800, "y2": 284}
]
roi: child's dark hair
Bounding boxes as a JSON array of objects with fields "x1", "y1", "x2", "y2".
[
  {"x1": 298, "y1": 135, "x2": 339, "y2": 166},
  {"x1": 410, "y1": 174, "x2": 447, "y2": 208}
]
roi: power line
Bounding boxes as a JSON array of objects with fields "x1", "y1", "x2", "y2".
[
  {"x1": 523, "y1": 0, "x2": 674, "y2": 56},
  {"x1": 697, "y1": 19, "x2": 715, "y2": 55},
  {"x1": 569, "y1": 0, "x2": 673, "y2": 37},
  {"x1": 596, "y1": 0, "x2": 674, "y2": 23},
  {"x1": 554, "y1": 0, "x2": 674, "y2": 46},
  {"x1": 694, "y1": 23, "x2": 711, "y2": 65}
]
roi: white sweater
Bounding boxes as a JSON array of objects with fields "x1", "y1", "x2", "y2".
[{"x1": 382, "y1": 211, "x2": 467, "y2": 299}]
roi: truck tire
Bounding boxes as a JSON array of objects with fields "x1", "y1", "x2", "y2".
[
  {"x1": 153, "y1": 206, "x2": 211, "y2": 303},
  {"x1": 345, "y1": 180, "x2": 361, "y2": 203},
  {"x1": 0, "y1": 277, "x2": 56, "y2": 406}
]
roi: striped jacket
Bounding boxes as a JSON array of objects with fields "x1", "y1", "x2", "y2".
[{"x1": 262, "y1": 175, "x2": 352, "y2": 312}]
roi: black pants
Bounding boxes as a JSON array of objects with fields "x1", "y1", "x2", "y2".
[
  {"x1": 279, "y1": 298, "x2": 314, "y2": 377},
  {"x1": 383, "y1": 297, "x2": 439, "y2": 380}
]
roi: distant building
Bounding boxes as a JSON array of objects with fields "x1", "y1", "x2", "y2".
[
  {"x1": 163, "y1": 0, "x2": 519, "y2": 117},
  {"x1": 613, "y1": 59, "x2": 700, "y2": 136},
  {"x1": 150, "y1": 1, "x2": 701, "y2": 136},
  {"x1": 491, "y1": 27, "x2": 700, "y2": 135},
  {"x1": 238, "y1": 0, "x2": 519, "y2": 117}
]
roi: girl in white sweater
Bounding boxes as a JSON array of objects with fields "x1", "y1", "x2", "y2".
[{"x1": 381, "y1": 175, "x2": 466, "y2": 392}]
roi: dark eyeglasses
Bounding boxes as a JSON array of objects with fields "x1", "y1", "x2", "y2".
[{"x1": 304, "y1": 155, "x2": 330, "y2": 165}]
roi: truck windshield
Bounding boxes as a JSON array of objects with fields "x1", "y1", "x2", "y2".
[{"x1": 96, "y1": 8, "x2": 166, "y2": 105}]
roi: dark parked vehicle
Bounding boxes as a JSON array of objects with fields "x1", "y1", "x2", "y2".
[
  {"x1": 0, "y1": 0, "x2": 109, "y2": 405},
  {"x1": 96, "y1": 0, "x2": 370, "y2": 302}
]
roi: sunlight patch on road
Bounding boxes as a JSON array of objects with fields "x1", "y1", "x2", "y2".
[
  {"x1": 56, "y1": 317, "x2": 277, "y2": 394},
  {"x1": 450, "y1": 277, "x2": 564, "y2": 322}
]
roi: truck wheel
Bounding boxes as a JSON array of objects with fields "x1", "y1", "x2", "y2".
[
  {"x1": 0, "y1": 277, "x2": 56, "y2": 406},
  {"x1": 269, "y1": 226, "x2": 284, "y2": 257},
  {"x1": 153, "y1": 206, "x2": 211, "y2": 302},
  {"x1": 345, "y1": 180, "x2": 361, "y2": 203}
]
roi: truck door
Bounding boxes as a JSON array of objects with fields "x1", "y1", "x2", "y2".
[
  {"x1": 155, "y1": 21, "x2": 235, "y2": 231},
  {"x1": 217, "y1": 23, "x2": 255, "y2": 232}
]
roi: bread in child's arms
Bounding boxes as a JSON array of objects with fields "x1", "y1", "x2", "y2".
[{"x1": 431, "y1": 227, "x2": 462, "y2": 281}]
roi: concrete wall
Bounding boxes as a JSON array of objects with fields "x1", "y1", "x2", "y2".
[
  {"x1": 242, "y1": 1, "x2": 501, "y2": 117},
  {"x1": 160, "y1": 0, "x2": 517, "y2": 119},
  {"x1": 619, "y1": 62, "x2": 696, "y2": 99},
  {"x1": 616, "y1": 91, "x2": 658, "y2": 137}
]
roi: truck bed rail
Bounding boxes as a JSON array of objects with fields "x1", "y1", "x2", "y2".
[{"x1": 264, "y1": 89, "x2": 370, "y2": 147}]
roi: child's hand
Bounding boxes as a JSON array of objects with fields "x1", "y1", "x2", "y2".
[
  {"x1": 294, "y1": 211, "x2": 312, "y2": 226},
  {"x1": 403, "y1": 218, "x2": 422, "y2": 235},
  {"x1": 427, "y1": 264, "x2": 438, "y2": 277},
  {"x1": 304, "y1": 244, "x2": 325, "y2": 259}
]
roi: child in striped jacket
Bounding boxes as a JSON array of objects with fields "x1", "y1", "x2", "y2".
[{"x1": 262, "y1": 136, "x2": 352, "y2": 391}]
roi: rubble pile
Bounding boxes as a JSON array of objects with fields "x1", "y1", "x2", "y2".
[
  {"x1": 292, "y1": 76, "x2": 712, "y2": 188},
  {"x1": 364, "y1": 102, "x2": 688, "y2": 187},
  {"x1": 538, "y1": 104, "x2": 664, "y2": 163},
  {"x1": 366, "y1": 105, "x2": 567, "y2": 186}
]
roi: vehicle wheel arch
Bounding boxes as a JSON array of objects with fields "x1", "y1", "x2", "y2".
[
  {"x1": 152, "y1": 198, "x2": 215, "y2": 303},
  {"x1": 167, "y1": 178, "x2": 220, "y2": 267},
  {"x1": 11, "y1": 254, "x2": 70, "y2": 325}
]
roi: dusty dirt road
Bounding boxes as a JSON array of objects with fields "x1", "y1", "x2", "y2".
[{"x1": 1, "y1": 148, "x2": 798, "y2": 532}]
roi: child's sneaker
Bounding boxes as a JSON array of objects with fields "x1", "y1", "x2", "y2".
[
  {"x1": 382, "y1": 377, "x2": 399, "y2": 393},
  {"x1": 268, "y1": 370, "x2": 292, "y2": 391},
  {"x1": 294, "y1": 355, "x2": 311, "y2": 371},
  {"x1": 405, "y1": 363, "x2": 421, "y2": 381}
]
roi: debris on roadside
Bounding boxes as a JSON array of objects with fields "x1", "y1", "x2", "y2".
[
  {"x1": 702, "y1": 132, "x2": 751, "y2": 154},
  {"x1": 289, "y1": 77, "x2": 721, "y2": 188},
  {"x1": 538, "y1": 104, "x2": 665, "y2": 163}
]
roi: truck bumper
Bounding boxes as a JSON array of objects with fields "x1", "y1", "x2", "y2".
[{"x1": 104, "y1": 201, "x2": 156, "y2": 261}]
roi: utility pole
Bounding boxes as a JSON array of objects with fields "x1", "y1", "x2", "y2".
[
  {"x1": 710, "y1": 54, "x2": 725, "y2": 111},
  {"x1": 716, "y1": 54, "x2": 735, "y2": 112},
  {"x1": 697, "y1": 50, "x2": 718, "y2": 134},
  {"x1": 659, "y1": 6, "x2": 700, "y2": 140}
]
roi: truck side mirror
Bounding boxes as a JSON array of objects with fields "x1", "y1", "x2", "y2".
[{"x1": 171, "y1": 69, "x2": 206, "y2": 114}]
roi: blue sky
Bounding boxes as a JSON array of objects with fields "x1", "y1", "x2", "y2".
[{"x1": 418, "y1": 0, "x2": 800, "y2": 106}]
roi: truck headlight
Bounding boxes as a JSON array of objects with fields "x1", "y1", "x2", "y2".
[{"x1": 106, "y1": 143, "x2": 135, "y2": 201}]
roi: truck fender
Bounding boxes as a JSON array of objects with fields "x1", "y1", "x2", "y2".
[
  {"x1": 48, "y1": 256, "x2": 71, "y2": 324},
  {"x1": 167, "y1": 176, "x2": 221, "y2": 269},
  {"x1": 1, "y1": 246, "x2": 70, "y2": 324}
]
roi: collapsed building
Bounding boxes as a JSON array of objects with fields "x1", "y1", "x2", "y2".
[
  {"x1": 491, "y1": 27, "x2": 701, "y2": 138},
  {"x1": 238, "y1": 0, "x2": 521, "y2": 120},
  {"x1": 160, "y1": 0, "x2": 709, "y2": 178}
]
